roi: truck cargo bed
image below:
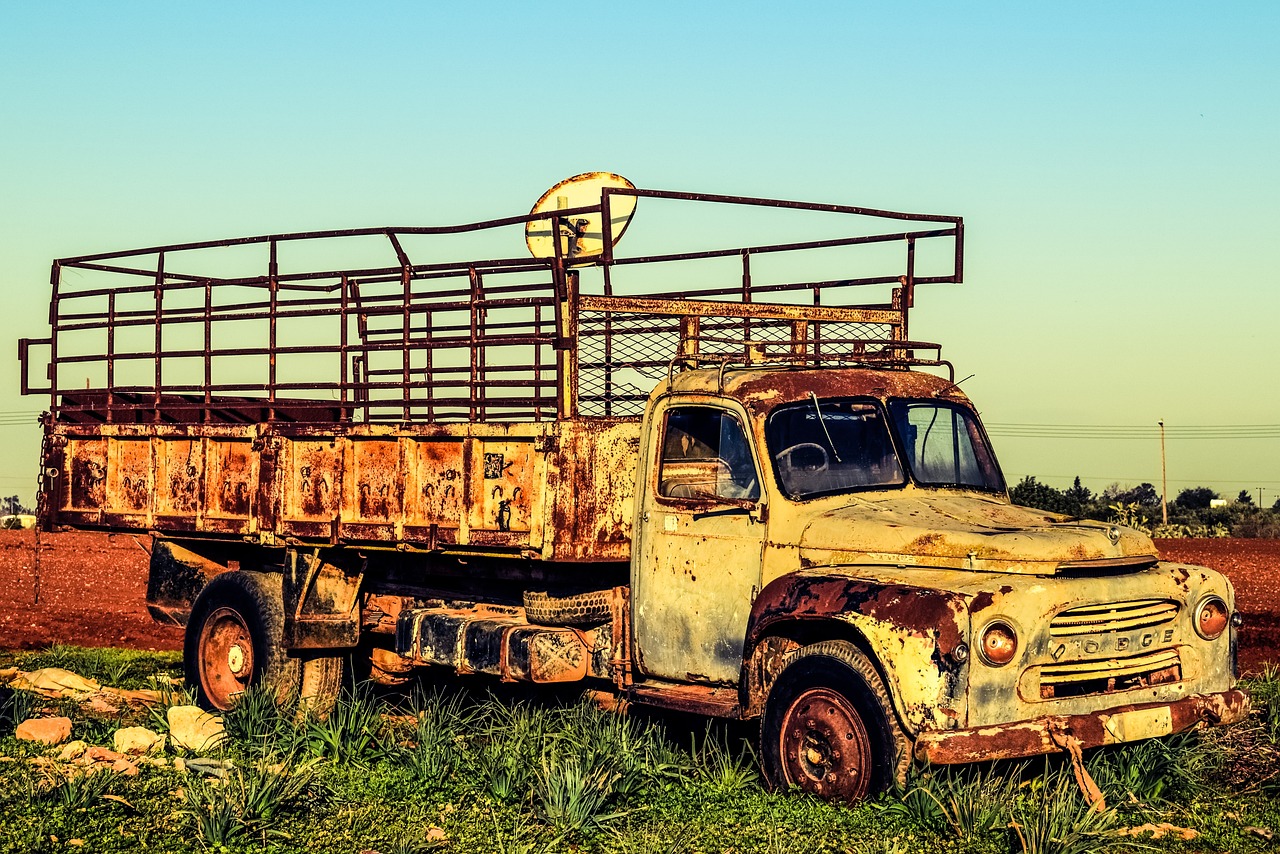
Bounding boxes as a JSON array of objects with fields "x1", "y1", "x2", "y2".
[{"x1": 44, "y1": 417, "x2": 640, "y2": 561}]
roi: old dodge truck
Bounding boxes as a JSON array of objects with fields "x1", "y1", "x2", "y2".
[{"x1": 19, "y1": 174, "x2": 1247, "y2": 800}]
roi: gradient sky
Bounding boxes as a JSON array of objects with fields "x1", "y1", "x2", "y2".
[{"x1": 2, "y1": 2, "x2": 1277, "y2": 507}]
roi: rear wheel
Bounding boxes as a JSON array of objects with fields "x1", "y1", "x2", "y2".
[
  {"x1": 184, "y1": 571, "x2": 342, "y2": 712},
  {"x1": 759, "y1": 640, "x2": 909, "y2": 801}
]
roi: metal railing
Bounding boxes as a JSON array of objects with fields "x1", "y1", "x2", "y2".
[{"x1": 19, "y1": 187, "x2": 963, "y2": 424}]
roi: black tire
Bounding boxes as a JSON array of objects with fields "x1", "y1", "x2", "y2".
[
  {"x1": 759, "y1": 639, "x2": 910, "y2": 801},
  {"x1": 523, "y1": 589, "x2": 612, "y2": 626},
  {"x1": 184, "y1": 571, "x2": 342, "y2": 713}
]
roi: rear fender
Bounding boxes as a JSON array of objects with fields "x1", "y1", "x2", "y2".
[{"x1": 744, "y1": 570, "x2": 971, "y2": 734}]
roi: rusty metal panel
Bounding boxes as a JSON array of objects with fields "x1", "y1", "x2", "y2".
[
  {"x1": 280, "y1": 439, "x2": 343, "y2": 541},
  {"x1": 44, "y1": 417, "x2": 637, "y2": 565},
  {"x1": 405, "y1": 438, "x2": 464, "y2": 544},
  {"x1": 105, "y1": 438, "x2": 152, "y2": 521},
  {"x1": 156, "y1": 438, "x2": 203, "y2": 521},
  {"x1": 205, "y1": 439, "x2": 255, "y2": 533},
  {"x1": 474, "y1": 439, "x2": 535, "y2": 535},
  {"x1": 66, "y1": 437, "x2": 106, "y2": 512},
  {"x1": 546, "y1": 420, "x2": 640, "y2": 561}
]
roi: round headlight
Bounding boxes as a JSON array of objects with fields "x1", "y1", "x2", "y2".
[
  {"x1": 1195, "y1": 596, "x2": 1229, "y2": 640},
  {"x1": 980, "y1": 621, "x2": 1018, "y2": 666}
]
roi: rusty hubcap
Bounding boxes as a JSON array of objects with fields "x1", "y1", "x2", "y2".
[
  {"x1": 779, "y1": 687, "x2": 872, "y2": 800},
  {"x1": 198, "y1": 606, "x2": 255, "y2": 710}
]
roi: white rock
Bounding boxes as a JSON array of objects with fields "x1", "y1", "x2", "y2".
[
  {"x1": 113, "y1": 726, "x2": 164, "y2": 755},
  {"x1": 166, "y1": 706, "x2": 226, "y2": 752}
]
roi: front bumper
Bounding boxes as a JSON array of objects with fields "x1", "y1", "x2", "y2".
[{"x1": 914, "y1": 689, "x2": 1250, "y2": 765}]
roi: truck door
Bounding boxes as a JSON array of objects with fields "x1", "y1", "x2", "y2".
[{"x1": 633, "y1": 401, "x2": 767, "y2": 684}]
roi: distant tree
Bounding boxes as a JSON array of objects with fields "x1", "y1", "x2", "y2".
[
  {"x1": 1009, "y1": 476, "x2": 1073, "y2": 515},
  {"x1": 1116, "y1": 482, "x2": 1161, "y2": 507},
  {"x1": 1175, "y1": 486, "x2": 1219, "y2": 510},
  {"x1": 2, "y1": 496, "x2": 20, "y2": 516},
  {"x1": 1237, "y1": 489, "x2": 1254, "y2": 506}
]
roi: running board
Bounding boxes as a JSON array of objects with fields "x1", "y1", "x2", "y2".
[{"x1": 627, "y1": 681, "x2": 743, "y2": 718}]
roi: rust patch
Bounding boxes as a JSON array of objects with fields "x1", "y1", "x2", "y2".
[{"x1": 747, "y1": 571, "x2": 968, "y2": 656}]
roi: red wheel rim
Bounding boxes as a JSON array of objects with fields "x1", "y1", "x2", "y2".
[
  {"x1": 197, "y1": 606, "x2": 254, "y2": 710},
  {"x1": 778, "y1": 686, "x2": 873, "y2": 800}
]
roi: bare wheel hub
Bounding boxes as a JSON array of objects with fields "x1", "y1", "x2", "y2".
[
  {"x1": 197, "y1": 606, "x2": 256, "y2": 710},
  {"x1": 226, "y1": 643, "x2": 247, "y2": 676},
  {"x1": 779, "y1": 687, "x2": 873, "y2": 800}
]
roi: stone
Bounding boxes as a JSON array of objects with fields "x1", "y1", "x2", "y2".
[
  {"x1": 167, "y1": 705, "x2": 226, "y2": 752},
  {"x1": 109, "y1": 758, "x2": 139, "y2": 776},
  {"x1": 11, "y1": 669, "x2": 100, "y2": 697},
  {"x1": 85, "y1": 746, "x2": 125, "y2": 763},
  {"x1": 58, "y1": 740, "x2": 89, "y2": 761},
  {"x1": 15, "y1": 716, "x2": 72, "y2": 745},
  {"x1": 113, "y1": 726, "x2": 164, "y2": 755}
]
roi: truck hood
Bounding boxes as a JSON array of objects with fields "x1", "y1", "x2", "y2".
[{"x1": 797, "y1": 493, "x2": 1157, "y2": 576}]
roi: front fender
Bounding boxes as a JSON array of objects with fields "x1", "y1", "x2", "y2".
[{"x1": 745, "y1": 569, "x2": 972, "y2": 734}]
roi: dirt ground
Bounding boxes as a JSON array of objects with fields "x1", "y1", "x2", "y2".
[{"x1": 0, "y1": 530, "x2": 1275, "y2": 672}]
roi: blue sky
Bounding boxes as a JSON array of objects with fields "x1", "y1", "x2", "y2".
[{"x1": 1, "y1": 2, "x2": 1277, "y2": 505}]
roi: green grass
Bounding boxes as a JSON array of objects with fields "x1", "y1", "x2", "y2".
[{"x1": 1, "y1": 646, "x2": 1278, "y2": 853}]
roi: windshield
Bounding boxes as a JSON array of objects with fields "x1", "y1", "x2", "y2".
[
  {"x1": 887, "y1": 399, "x2": 1004, "y2": 491},
  {"x1": 766, "y1": 398, "x2": 905, "y2": 499}
]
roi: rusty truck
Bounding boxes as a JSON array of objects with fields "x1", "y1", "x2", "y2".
[{"x1": 18, "y1": 174, "x2": 1248, "y2": 800}]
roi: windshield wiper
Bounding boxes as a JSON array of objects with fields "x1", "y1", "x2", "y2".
[{"x1": 809, "y1": 392, "x2": 843, "y2": 464}]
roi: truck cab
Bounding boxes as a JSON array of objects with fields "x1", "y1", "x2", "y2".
[{"x1": 625, "y1": 364, "x2": 1244, "y2": 798}]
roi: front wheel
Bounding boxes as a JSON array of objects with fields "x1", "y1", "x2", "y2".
[
  {"x1": 184, "y1": 571, "x2": 342, "y2": 713},
  {"x1": 759, "y1": 640, "x2": 909, "y2": 801}
]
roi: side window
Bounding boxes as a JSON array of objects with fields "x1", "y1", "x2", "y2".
[{"x1": 658, "y1": 407, "x2": 760, "y2": 502}]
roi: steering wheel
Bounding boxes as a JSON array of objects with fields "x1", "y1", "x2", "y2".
[
  {"x1": 774, "y1": 442, "x2": 830, "y2": 472},
  {"x1": 713, "y1": 457, "x2": 759, "y2": 499}
]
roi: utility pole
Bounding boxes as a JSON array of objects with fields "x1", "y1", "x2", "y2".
[
  {"x1": 1158, "y1": 419, "x2": 1168, "y2": 526},
  {"x1": 1259, "y1": 487, "x2": 1265, "y2": 508}
]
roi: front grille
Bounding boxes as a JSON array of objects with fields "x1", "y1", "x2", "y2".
[
  {"x1": 1038, "y1": 648, "x2": 1181, "y2": 700},
  {"x1": 1050, "y1": 599, "x2": 1179, "y2": 637}
]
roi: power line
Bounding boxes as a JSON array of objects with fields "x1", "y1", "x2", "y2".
[
  {"x1": 987, "y1": 424, "x2": 1280, "y2": 439},
  {"x1": 1005, "y1": 473, "x2": 1280, "y2": 486}
]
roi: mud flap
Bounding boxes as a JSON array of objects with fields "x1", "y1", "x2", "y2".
[{"x1": 283, "y1": 549, "x2": 363, "y2": 650}]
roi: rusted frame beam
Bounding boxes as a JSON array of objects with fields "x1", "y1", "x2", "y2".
[{"x1": 577, "y1": 295, "x2": 901, "y2": 325}]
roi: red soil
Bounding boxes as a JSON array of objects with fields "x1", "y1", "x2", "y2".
[{"x1": 0, "y1": 530, "x2": 1275, "y2": 673}]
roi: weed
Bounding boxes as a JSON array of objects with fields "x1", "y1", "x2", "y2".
[
  {"x1": 534, "y1": 751, "x2": 623, "y2": 835},
  {"x1": 883, "y1": 762, "x2": 1017, "y2": 838},
  {"x1": 304, "y1": 684, "x2": 384, "y2": 765},
  {"x1": 0, "y1": 685, "x2": 35, "y2": 735},
  {"x1": 689, "y1": 724, "x2": 758, "y2": 797},
  {"x1": 1087, "y1": 732, "x2": 1213, "y2": 809},
  {"x1": 1010, "y1": 764, "x2": 1122, "y2": 854},
  {"x1": 1248, "y1": 663, "x2": 1280, "y2": 744},
  {"x1": 39, "y1": 768, "x2": 113, "y2": 810},
  {"x1": 392, "y1": 683, "x2": 476, "y2": 784},
  {"x1": 178, "y1": 756, "x2": 322, "y2": 845},
  {"x1": 476, "y1": 702, "x2": 548, "y2": 803},
  {"x1": 223, "y1": 683, "x2": 303, "y2": 757}
]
